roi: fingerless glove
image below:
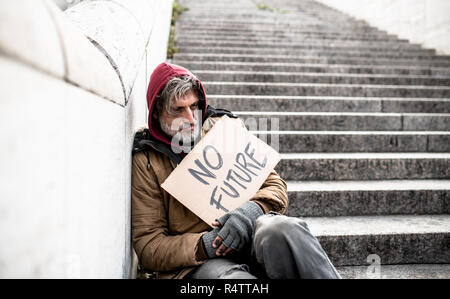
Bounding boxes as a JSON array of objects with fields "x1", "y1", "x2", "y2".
[
  {"x1": 201, "y1": 227, "x2": 220, "y2": 259},
  {"x1": 216, "y1": 201, "x2": 264, "y2": 252}
]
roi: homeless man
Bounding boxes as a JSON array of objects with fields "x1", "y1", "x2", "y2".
[{"x1": 131, "y1": 62, "x2": 341, "y2": 279}]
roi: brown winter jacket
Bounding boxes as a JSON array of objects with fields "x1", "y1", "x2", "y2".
[{"x1": 131, "y1": 62, "x2": 289, "y2": 279}]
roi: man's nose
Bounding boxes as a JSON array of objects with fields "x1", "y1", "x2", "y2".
[{"x1": 182, "y1": 107, "x2": 196, "y2": 125}]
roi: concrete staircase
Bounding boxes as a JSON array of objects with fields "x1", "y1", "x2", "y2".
[{"x1": 173, "y1": 0, "x2": 450, "y2": 279}]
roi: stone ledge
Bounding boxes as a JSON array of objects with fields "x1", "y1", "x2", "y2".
[
  {"x1": 65, "y1": 1, "x2": 146, "y2": 104},
  {"x1": 207, "y1": 96, "x2": 450, "y2": 113},
  {"x1": 0, "y1": 0, "x2": 126, "y2": 106},
  {"x1": 286, "y1": 179, "x2": 449, "y2": 216},
  {"x1": 174, "y1": 60, "x2": 450, "y2": 76},
  {"x1": 204, "y1": 81, "x2": 450, "y2": 97},
  {"x1": 173, "y1": 53, "x2": 450, "y2": 67},
  {"x1": 195, "y1": 70, "x2": 450, "y2": 86},
  {"x1": 276, "y1": 153, "x2": 450, "y2": 180},
  {"x1": 304, "y1": 214, "x2": 450, "y2": 265},
  {"x1": 177, "y1": 40, "x2": 432, "y2": 53},
  {"x1": 235, "y1": 112, "x2": 450, "y2": 131},
  {"x1": 0, "y1": 0, "x2": 65, "y2": 78},
  {"x1": 176, "y1": 28, "x2": 402, "y2": 40},
  {"x1": 46, "y1": 0, "x2": 125, "y2": 106},
  {"x1": 254, "y1": 132, "x2": 450, "y2": 152},
  {"x1": 0, "y1": 0, "x2": 172, "y2": 106},
  {"x1": 179, "y1": 46, "x2": 445, "y2": 59}
]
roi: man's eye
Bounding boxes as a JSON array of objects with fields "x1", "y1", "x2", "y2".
[{"x1": 191, "y1": 103, "x2": 199, "y2": 108}]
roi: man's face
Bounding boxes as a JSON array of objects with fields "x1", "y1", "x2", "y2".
[{"x1": 156, "y1": 89, "x2": 201, "y2": 143}]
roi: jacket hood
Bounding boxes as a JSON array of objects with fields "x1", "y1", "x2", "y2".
[{"x1": 146, "y1": 62, "x2": 208, "y2": 150}]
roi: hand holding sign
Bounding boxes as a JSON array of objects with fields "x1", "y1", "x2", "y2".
[{"x1": 161, "y1": 115, "x2": 281, "y2": 227}]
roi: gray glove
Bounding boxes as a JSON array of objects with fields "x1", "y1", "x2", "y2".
[
  {"x1": 216, "y1": 201, "x2": 264, "y2": 252},
  {"x1": 201, "y1": 227, "x2": 220, "y2": 259}
]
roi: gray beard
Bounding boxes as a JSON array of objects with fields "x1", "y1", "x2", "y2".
[{"x1": 159, "y1": 118, "x2": 201, "y2": 146}]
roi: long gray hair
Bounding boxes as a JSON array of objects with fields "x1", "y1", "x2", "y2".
[{"x1": 155, "y1": 75, "x2": 203, "y2": 116}]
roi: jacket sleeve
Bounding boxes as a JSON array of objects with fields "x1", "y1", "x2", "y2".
[
  {"x1": 250, "y1": 169, "x2": 289, "y2": 214},
  {"x1": 131, "y1": 152, "x2": 206, "y2": 272}
]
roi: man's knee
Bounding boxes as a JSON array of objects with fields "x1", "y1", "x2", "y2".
[
  {"x1": 220, "y1": 263, "x2": 257, "y2": 279},
  {"x1": 251, "y1": 214, "x2": 341, "y2": 279},
  {"x1": 253, "y1": 214, "x2": 313, "y2": 254},
  {"x1": 191, "y1": 258, "x2": 256, "y2": 279},
  {"x1": 255, "y1": 214, "x2": 309, "y2": 238}
]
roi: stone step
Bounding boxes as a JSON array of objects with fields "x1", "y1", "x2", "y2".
[
  {"x1": 275, "y1": 153, "x2": 450, "y2": 181},
  {"x1": 180, "y1": 3, "x2": 341, "y2": 10},
  {"x1": 251, "y1": 131, "x2": 450, "y2": 153},
  {"x1": 174, "y1": 61, "x2": 450, "y2": 76},
  {"x1": 285, "y1": 180, "x2": 450, "y2": 217},
  {"x1": 181, "y1": 11, "x2": 346, "y2": 18},
  {"x1": 207, "y1": 95, "x2": 450, "y2": 113},
  {"x1": 180, "y1": 7, "x2": 353, "y2": 12},
  {"x1": 179, "y1": 11, "x2": 364, "y2": 18},
  {"x1": 175, "y1": 29, "x2": 402, "y2": 42},
  {"x1": 176, "y1": 26, "x2": 400, "y2": 37},
  {"x1": 304, "y1": 214, "x2": 450, "y2": 266},
  {"x1": 195, "y1": 71, "x2": 450, "y2": 86},
  {"x1": 177, "y1": 14, "x2": 365, "y2": 20},
  {"x1": 177, "y1": 35, "x2": 405, "y2": 45},
  {"x1": 179, "y1": 19, "x2": 366, "y2": 29},
  {"x1": 176, "y1": 36, "x2": 420, "y2": 49},
  {"x1": 176, "y1": 40, "x2": 431, "y2": 53},
  {"x1": 337, "y1": 264, "x2": 450, "y2": 279},
  {"x1": 204, "y1": 82, "x2": 450, "y2": 98},
  {"x1": 178, "y1": 46, "x2": 445, "y2": 60},
  {"x1": 180, "y1": 2, "x2": 337, "y2": 10},
  {"x1": 234, "y1": 111, "x2": 450, "y2": 131},
  {"x1": 176, "y1": 22, "x2": 384, "y2": 34},
  {"x1": 177, "y1": 19, "x2": 381, "y2": 28},
  {"x1": 176, "y1": 26, "x2": 388, "y2": 35},
  {"x1": 172, "y1": 53, "x2": 450, "y2": 68},
  {"x1": 179, "y1": 11, "x2": 366, "y2": 21},
  {"x1": 181, "y1": 0, "x2": 334, "y2": 10}
]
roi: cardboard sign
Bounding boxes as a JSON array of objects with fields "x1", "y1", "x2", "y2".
[{"x1": 161, "y1": 115, "x2": 281, "y2": 227}]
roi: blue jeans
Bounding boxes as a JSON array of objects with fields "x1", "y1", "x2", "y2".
[{"x1": 189, "y1": 213, "x2": 341, "y2": 279}]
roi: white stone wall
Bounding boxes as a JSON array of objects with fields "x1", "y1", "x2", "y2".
[
  {"x1": 0, "y1": 0, "x2": 173, "y2": 278},
  {"x1": 315, "y1": 0, "x2": 450, "y2": 55}
]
